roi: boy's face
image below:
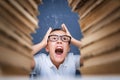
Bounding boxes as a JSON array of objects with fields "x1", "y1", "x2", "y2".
[{"x1": 46, "y1": 30, "x2": 70, "y2": 65}]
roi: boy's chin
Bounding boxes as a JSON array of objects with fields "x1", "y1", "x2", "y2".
[{"x1": 55, "y1": 58, "x2": 65, "y2": 63}]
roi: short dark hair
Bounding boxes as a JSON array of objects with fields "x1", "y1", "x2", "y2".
[{"x1": 50, "y1": 28, "x2": 64, "y2": 33}]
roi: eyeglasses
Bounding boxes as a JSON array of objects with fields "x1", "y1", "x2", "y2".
[{"x1": 48, "y1": 35, "x2": 71, "y2": 42}]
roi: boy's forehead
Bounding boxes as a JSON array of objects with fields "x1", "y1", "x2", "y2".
[{"x1": 50, "y1": 30, "x2": 66, "y2": 35}]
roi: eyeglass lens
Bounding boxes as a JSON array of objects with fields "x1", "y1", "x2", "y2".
[{"x1": 48, "y1": 35, "x2": 71, "y2": 42}]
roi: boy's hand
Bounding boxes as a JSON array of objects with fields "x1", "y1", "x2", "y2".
[
  {"x1": 41, "y1": 27, "x2": 52, "y2": 47},
  {"x1": 32, "y1": 27, "x2": 52, "y2": 55},
  {"x1": 61, "y1": 23, "x2": 82, "y2": 48},
  {"x1": 61, "y1": 23, "x2": 71, "y2": 37}
]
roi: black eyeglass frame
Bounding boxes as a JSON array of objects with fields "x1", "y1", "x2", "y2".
[{"x1": 48, "y1": 35, "x2": 71, "y2": 44}]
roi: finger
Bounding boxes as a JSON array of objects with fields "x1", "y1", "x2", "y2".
[
  {"x1": 62, "y1": 24, "x2": 70, "y2": 33},
  {"x1": 61, "y1": 23, "x2": 67, "y2": 32},
  {"x1": 61, "y1": 24, "x2": 65, "y2": 30},
  {"x1": 45, "y1": 27, "x2": 52, "y2": 38},
  {"x1": 48, "y1": 27, "x2": 52, "y2": 32},
  {"x1": 47, "y1": 27, "x2": 52, "y2": 34}
]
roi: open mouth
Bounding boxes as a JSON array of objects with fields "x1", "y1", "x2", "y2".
[{"x1": 55, "y1": 47, "x2": 63, "y2": 55}]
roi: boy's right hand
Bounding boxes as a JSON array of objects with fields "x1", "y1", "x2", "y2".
[
  {"x1": 41, "y1": 27, "x2": 52, "y2": 47},
  {"x1": 32, "y1": 27, "x2": 52, "y2": 55}
]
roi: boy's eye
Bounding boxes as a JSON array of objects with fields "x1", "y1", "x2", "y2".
[
  {"x1": 52, "y1": 37, "x2": 57, "y2": 40},
  {"x1": 63, "y1": 37, "x2": 67, "y2": 40},
  {"x1": 50, "y1": 36, "x2": 58, "y2": 41}
]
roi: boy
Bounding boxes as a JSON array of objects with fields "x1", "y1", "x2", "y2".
[{"x1": 31, "y1": 24, "x2": 82, "y2": 78}]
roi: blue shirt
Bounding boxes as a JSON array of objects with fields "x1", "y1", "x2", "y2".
[{"x1": 32, "y1": 53, "x2": 80, "y2": 78}]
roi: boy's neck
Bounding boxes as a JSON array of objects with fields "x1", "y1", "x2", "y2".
[{"x1": 51, "y1": 59, "x2": 64, "y2": 69}]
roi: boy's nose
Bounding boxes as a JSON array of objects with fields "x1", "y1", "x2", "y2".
[{"x1": 56, "y1": 38, "x2": 62, "y2": 44}]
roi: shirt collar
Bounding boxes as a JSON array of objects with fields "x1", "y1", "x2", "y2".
[
  {"x1": 47, "y1": 55, "x2": 54, "y2": 68},
  {"x1": 47, "y1": 54, "x2": 69, "y2": 69}
]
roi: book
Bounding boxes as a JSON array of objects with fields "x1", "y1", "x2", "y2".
[
  {"x1": 0, "y1": 0, "x2": 41, "y2": 76},
  {"x1": 79, "y1": 0, "x2": 120, "y2": 32}
]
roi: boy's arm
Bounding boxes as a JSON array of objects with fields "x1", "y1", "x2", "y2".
[
  {"x1": 71, "y1": 37, "x2": 82, "y2": 49},
  {"x1": 62, "y1": 24, "x2": 84, "y2": 67},
  {"x1": 32, "y1": 41, "x2": 46, "y2": 55},
  {"x1": 31, "y1": 27, "x2": 52, "y2": 69},
  {"x1": 32, "y1": 27, "x2": 52, "y2": 55}
]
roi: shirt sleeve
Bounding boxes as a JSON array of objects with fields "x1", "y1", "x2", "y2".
[
  {"x1": 74, "y1": 54, "x2": 80, "y2": 69},
  {"x1": 32, "y1": 53, "x2": 43, "y2": 74}
]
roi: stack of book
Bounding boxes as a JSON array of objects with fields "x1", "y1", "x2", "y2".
[
  {"x1": 68, "y1": 0, "x2": 120, "y2": 75},
  {"x1": 0, "y1": 0, "x2": 41, "y2": 76}
]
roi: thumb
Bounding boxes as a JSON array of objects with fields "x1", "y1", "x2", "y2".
[
  {"x1": 47, "y1": 27, "x2": 52, "y2": 35},
  {"x1": 61, "y1": 23, "x2": 67, "y2": 32}
]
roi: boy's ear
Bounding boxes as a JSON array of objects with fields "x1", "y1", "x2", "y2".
[
  {"x1": 68, "y1": 46, "x2": 70, "y2": 52},
  {"x1": 45, "y1": 45, "x2": 49, "y2": 52}
]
